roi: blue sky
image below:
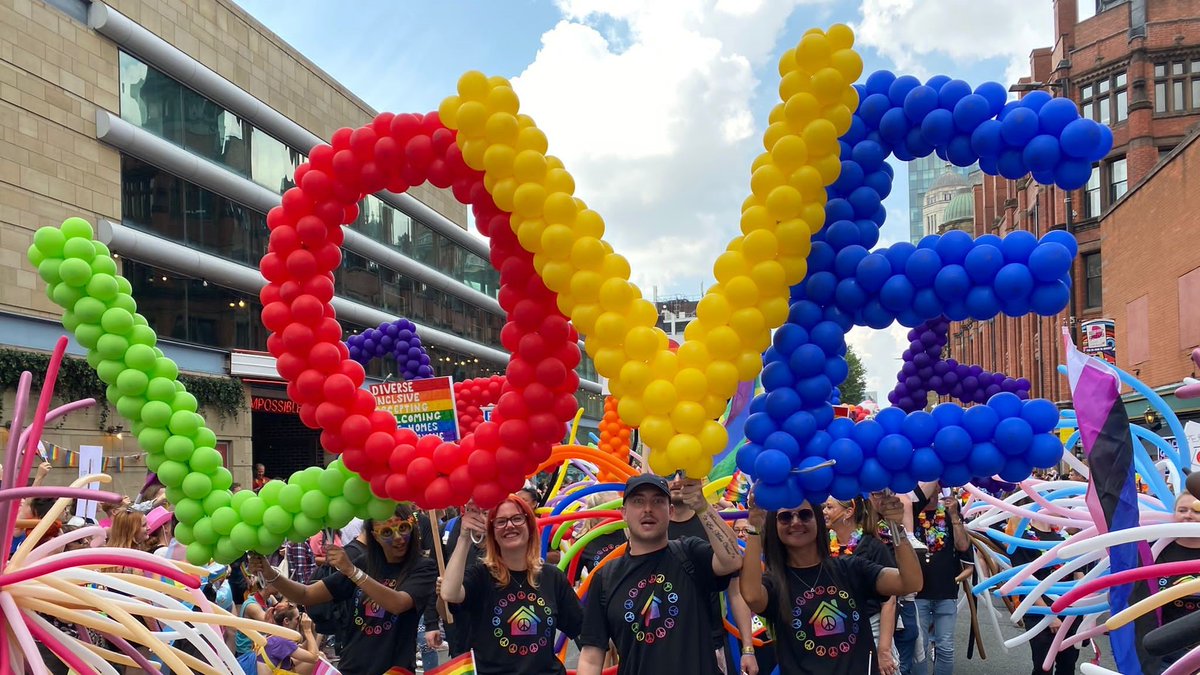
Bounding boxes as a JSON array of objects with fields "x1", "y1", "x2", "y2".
[{"x1": 234, "y1": 0, "x2": 1064, "y2": 402}]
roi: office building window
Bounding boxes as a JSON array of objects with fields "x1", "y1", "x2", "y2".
[
  {"x1": 1108, "y1": 157, "x2": 1128, "y2": 203},
  {"x1": 1084, "y1": 165, "x2": 1101, "y2": 218},
  {"x1": 1084, "y1": 253, "x2": 1102, "y2": 310},
  {"x1": 1081, "y1": 73, "x2": 1125, "y2": 124},
  {"x1": 124, "y1": 260, "x2": 267, "y2": 351},
  {"x1": 1154, "y1": 60, "x2": 1200, "y2": 113}
]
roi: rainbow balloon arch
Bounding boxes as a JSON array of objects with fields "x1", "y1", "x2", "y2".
[{"x1": 22, "y1": 20, "x2": 1196, "y2": 675}]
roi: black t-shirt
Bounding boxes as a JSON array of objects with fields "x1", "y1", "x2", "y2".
[
  {"x1": 323, "y1": 555, "x2": 438, "y2": 675},
  {"x1": 1155, "y1": 541, "x2": 1200, "y2": 626},
  {"x1": 582, "y1": 530, "x2": 628, "y2": 575},
  {"x1": 912, "y1": 489, "x2": 971, "y2": 600},
  {"x1": 667, "y1": 515, "x2": 725, "y2": 649},
  {"x1": 1008, "y1": 527, "x2": 1065, "y2": 580},
  {"x1": 579, "y1": 537, "x2": 732, "y2": 675},
  {"x1": 763, "y1": 556, "x2": 886, "y2": 675},
  {"x1": 453, "y1": 563, "x2": 583, "y2": 675},
  {"x1": 834, "y1": 533, "x2": 895, "y2": 617}
]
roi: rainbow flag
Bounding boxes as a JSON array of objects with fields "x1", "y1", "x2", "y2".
[
  {"x1": 723, "y1": 469, "x2": 752, "y2": 507},
  {"x1": 424, "y1": 651, "x2": 475, "y2": 675}
]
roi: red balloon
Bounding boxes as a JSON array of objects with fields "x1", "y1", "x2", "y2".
[
  {"x1": 295, "y1": 369, "x2": 326, "y2": 403},
  {"x1": 290, "y1": 295, "x2": 325, "y2": 326},
  {"x1": 370, "y1": 410, "x2": 396, "y2": 433},
  {"x1": 385, "y1": 473, "x2": 410, "y2": 501},
  {"x1": 424, "y1": 477, "x2": 455, "y2": 511},
  {"x1": 370, "y1": 474, "x2": 389, "y2": 499},
  {"x1": 358, "y1": 162, "x2": 388, "y2": 194},
  {"x1": 313, "y1": 199, "x2": 344, "y2": 227},
  {"x1": 309, "y1": 342, "x2": 342, "y2": 373},
  {"x1": 261, "y1": 301, "x2": 291, "y2": 332},
  {"x1": 332, "y1": 149, "x2": 360, "y2": 182},
  {"x1": 260, "y1": 254, "x2": 289, "y2": 284},
  {"x1": 342, "y1": 449, "x2": 368, "y2": 472},
  {"x1": 467, "y1": 449, "x2": 498, "y2": 481},
  {"x1": 341, "y1": 414, "x2": 373, "y2": 446},
  {"x1": 266, "y1": 334, "x2": 286, "y2": 358},
  {"x1": 522, "y1": 383, "x2": 553, "y2": 411},
  {"x1": 275, "y1": 353, "x2": 304, "y2": 381},
  {"x1": 349, "y1": 387, "x2": 374, "y2": 414},
  {"x1": 365, "y1": 432, "x2": 395, "y2": 465},
  {"x1": 372, "y1": 112, "x2": 396, "y2": 135},
  {"x1": 529, "y1": 413, "x2": 565, "y2": 443},
  {"x1": 388, "y1": 444, "x2": 415, "y2": 473},
  {"x1": 300, "y1": 170, "x2": 333, "y2": 201},
  {"x1": 282, "y1": 323, "x2": 315, "y2": 353},
  {"x1": 535, "y1": 358, "x2": 567, "y2": 388},
  {"x1": 389, "y1": 113, "x2": 422, "y2": 141},
  {"x1": 407, "y1": 457, "x2": 436, "y2": 487},
  {"x1": 349, "y1": 127, "x2": 378, "y2": 159},
  {"x1": 427, "y1": 159, "x2": 452, "y2": 189},
  {"x1": 299, "y1": 403, "x2": 320, "y2": 430},
  {"x1": 448, "y1": 465, "x2": 473, "y2": 501},
  {"x1": 416, "y1": 433, "x2": 441, "y2": 458},
  {"x1": 472, "y1": 481, "x2": 506, "y2": 510},
  {"x1": 496, "y1": 391, "x2": 529, "y2": 421},
  {"x1": 266, "y1": 206, "x2": 291, "y2": 231},
  {"x1": 433, "y1": 441, "x2": 465, "y2": 469},
  {"x1": 313, "y1": 243, "x2": 342, "y2": 271},
  {"x1": 395, "y1": 427, "x2": 419, "y2": 446},
  {"x1": 323, "y1": 374, "x2": 357, "y2": 405},
  {"x1": 320, "y1": 430, "x2": 344, "y2": 454},
  {"x1": 296, "y1": 215, "x2": 328, "y2": 245},
  {"x1": 498, "y1": 419, "x2": 531, "y2": 448},
  {"x1": 330, "y1": 127, "x2": 354, "y2": 150},
  {"x1": 309, "y1": 144, "x2": 335, "y2": 172},
  {"x1": 281, "y1": 188, "x2": 313, "y2": 219},
  {"x1": 375, "y1": 136, "x2": 401, "y2": 167},
  {"x1": 405, "y1": 135, "x2": 435, "y2": 167}
]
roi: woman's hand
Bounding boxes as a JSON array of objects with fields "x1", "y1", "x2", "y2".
[
  {"x1": 462, "y1": 510, "x2": 488, "y2": 539},
  {"x1": 747, "y1": 492, "x2": 767, "y2": 531},
  {"x1": 878, "y1": 649, "x2": 898, "y2": 675},
  {"x1": 300, "y1": 613, "x2": 314, "y2": 634},
  {"x1": 326, "y1": 545, "x2": 356, "y2": 577},
  {"x1": 878, "y1": 493, "x2": 907, "y2": 525}
]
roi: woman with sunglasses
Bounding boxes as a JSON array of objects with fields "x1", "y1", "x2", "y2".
[
  {"x1": 740, "y1": 493, "x2": 922, "y2": 675},
  {"x1": 250, "y1": 503, "x2": 438, "y2": 675},
  {"x1": 441, "y1": 494, "x2": 584, "y2": 675}
]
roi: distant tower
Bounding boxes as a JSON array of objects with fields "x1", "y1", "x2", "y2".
[{"x1": 920, "y1": 165, "x2": 972, "y2": 238}]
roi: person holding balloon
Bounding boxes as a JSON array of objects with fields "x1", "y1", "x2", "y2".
[
  {"x1": 740, "y1": 491, "x2": 921, "y2": 674},
  {"x1": 1150, "y1": 492, "x2": 1200, "y2": 668},
  {"x1": 249, "y1": 503, "x2": 438, "y2": 675},
  {"x1": 909, "y1": 483, "x2": 971, "y2": 675},
  {"x1": 440, "y1": 493, "x2": 583, "y2": 675}
]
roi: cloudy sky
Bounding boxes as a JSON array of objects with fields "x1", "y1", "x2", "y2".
[{"x1": 235, "y1": 0, "x2": 1072, "y2": 404}]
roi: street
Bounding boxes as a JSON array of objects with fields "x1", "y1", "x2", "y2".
[{"x1": 952, "y1": 596, "x2": 1118, "y2": 675}]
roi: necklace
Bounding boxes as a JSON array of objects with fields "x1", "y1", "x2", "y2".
[
  {"x1": 917, "y1": 505, "x2": 947, "y2": 553},
  {"x1": 828, "y1": 528, "x2": 862, "y2": 557},
  {"x1": 875, "y1": 519, "x2": 892, "y2": 545},
  {"x1": 787, "y1": 564, "x2": 824, "y2": 593}
]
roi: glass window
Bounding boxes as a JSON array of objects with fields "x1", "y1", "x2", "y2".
[
  {"x1": 1156, "y1": 82, "x2": 1168, "y2": 112},
  {"x1": 1097, "y1": 96, "x2": 1110, "y2": 125},
  {"x1": 1084, "y1": 165, "x2": 1101, "y2": 218},
  {"x1": 1192, "y1": 60, "x2": 1200, "y2": 74},
  {"x1": 1082, "y1": 101, "x2": 1094, "y2": 120},
  {"x1": 1155, "y1": 64, "x2": 1167, "y2": 78},
  {"x1": 1084, "y1": 253, "x2": 1102, "y2": 309},
  {"x1": 1081, "y1": 84, "x2": 1093, "y2": 99},
  {"x1": 1109, "y1": 157, "x2": 1128, "y2": 203},
  {"x1": 250, "y1": 128, "x2": 304, "y2": 194},
  {"x1": 1115, "y1": 90, "x2": 1128, "y2": 121},
  {"x1": 1116, "y1": 73, "x2": 1127, "y2": 87},
  {"x1": 1174, "y1": 81, "x2": 1186, "y2": 111},
  {"x1": 119, "y1": 51, "x2": 183, "y2": 145},
  {"x1": 1194, "y1": 80, "x2": 1200, "y2": 109},
  {"x1": 1173, "y1": 62, "x2": 1185, "y2": 76},
  {"x1": 1098, "y1": 79, "x2": 1110, "y2": 94},
  {"x1": 124, "y1": 260, "x2": 266, "y2": 350}
]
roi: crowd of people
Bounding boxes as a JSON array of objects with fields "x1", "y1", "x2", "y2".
[{"x1": 9, "y1": 457, "x2": 1200, "y2": 675}]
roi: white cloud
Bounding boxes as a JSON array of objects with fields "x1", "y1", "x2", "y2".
[
  {"x1": 510, "y1": 0, "x2": 826, "y2": 296},
  {"x1": 854, "y1": 0, "x2": 1054, "y2": 85},
  {"x1": 847, "y1": 323, "x2": 910, "y2": 407}
]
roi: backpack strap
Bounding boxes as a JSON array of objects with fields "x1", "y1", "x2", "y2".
[{"x1": 667, "y1": 539, "x2": 698, "y2": 581}]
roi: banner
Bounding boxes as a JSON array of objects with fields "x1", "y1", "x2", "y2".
[
  {"x1": 368, "y1": 376, "x2": 460, "y2": 442},
  {"x1": 74, "y1": 445, "x2": 104, "y2": 520},
  {"x1": 1080, "y1": 318, "x2": 1116, "y2": 364}
]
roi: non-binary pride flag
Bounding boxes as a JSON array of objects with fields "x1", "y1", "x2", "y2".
[
  {"x1": 1062, "y1": 328, "x2": 1145, "y2": 675},
  {"x1": 424, "y1": 651, "x2": 476, "y2": 675}
]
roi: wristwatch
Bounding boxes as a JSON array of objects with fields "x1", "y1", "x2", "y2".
[
  {"x1": 741, "y1": 645, "x2": 756, "y2": 655},
  {"x1": 745, "y1": 528, "x2": 760, "y2": 536}
]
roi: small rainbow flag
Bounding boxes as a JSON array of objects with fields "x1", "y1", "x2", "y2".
[
  {"x1": 724, "y1": 469, "x2": 752, "y2": 507},
  {"x1": 424, "y1": 651, "x2": 476, "y2": 675}
]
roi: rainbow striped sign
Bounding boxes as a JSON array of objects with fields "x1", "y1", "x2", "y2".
[{"x1": 368, "y1": 376, "x2": 460, "y2": 442}]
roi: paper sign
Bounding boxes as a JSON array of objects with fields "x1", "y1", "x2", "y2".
[
  {"x1": 74, "y1": 445, "x2": 104, "y2": 520},
  {"x1": 368, "y1": 376, "x2": 460, "y2": 441},
  {"x1": 481, "y1": 405, "x2": 494, "y2": 422},
  {"x1": 1186, "y1": 421, "x2": 1200, "y2": 472}
]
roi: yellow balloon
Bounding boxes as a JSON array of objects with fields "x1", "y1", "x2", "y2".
[
  {"x1": 825, "y1": 104, "x2": 853, "y2": 137},
  {"x1": 765, "y1": 185, "x2": 803, "y2": 219},
  {"x1": 762, "y1": 122, "x2": 792, "y2": 153},
  {"x1": 686, "y1": 456, "x2": 714, "y2": 480},
  {"x1": 594, "y1": 347, "x2": 625, "y2": 378},
  {"x1": 670, "y1": 400, "x2": 708, "y2": 435},
  {"x1": 619, "y1": 359, "x2": 654, "y2": 396},
  {"x1": 540, "y1": 224, "x2": 575, "y2": 259},
  {"x1": 796, "y1": 33, "x2": 832, "y2": 69},
  {"x1": 703, "y1": 394, "x2": 731, "y2": 418},
  {"x1": 712, "y1": 251, "x2": 750, "y2": 284},
  {"x1": 570, "y1": 303, "x2": 601, "y2": 335},
  {"x1": 438, "y1": 95, "x2": 461, "y2": 127},
  {"x1": 618, "y1": 396, "x2": 647, "y2": 427},
  {"x1": 740, "y1": 205, "x2": 772, "y2": 234},
  {"x1": 723, "y1": 276, "x2": 759, "y2": 308},
  {"x1": 705, "y1": 361, "x2": 739, "y2": 399},
  {"x1": 789, "y1": 165, "x2": 825, "y2": 200},
  {"x1": 673, "y1": 367, "x2": 708, "y2": 402},
  {"x1": 682, "y1": 319, "x2": 708, "y2": 342},
  {"x1": 695, "y1": 292, "x2": 732, "y2": 324},
  {"x1": 704, "y1": 326, "x2": 742, "y2": 360},
  {"x1": 545, "y1": 167, "x2": 576, "y2": 195},
  {"x1": 517, "y1": 219, "x2": 546, "y2": 252},
  {"x1": 461, "y1": 138, "x2": 487, "y2": 169},
  {"x1": 730, "y1": 308, "x2": 766, "y2": 340},
  {"x1": 569, "y1": 237, "x2": 606, "y2": 271},
  {"x1": 649, "y1": 349, "x2": 679, "y2": 380},
  {"x1": 544, "y1": 192, "x2": 577, "y2": 226},
  {"x1": 777, "y1": 48, "x2": 797, "y2": 77},
  {"x1": 456, "y1": 100, "x2": 489, "y2": 137},
  {"x1": 487, "y1": 85, "x2": 520, "y2": 115},
  {"x1": 784, "y1": 92, "x2": 820, "y2": 130},
  {"x1": 599, "y1": 277, "x2": 635, "y2": 312},
  {"x1": 574, "y1": 209, "x2": 605, "y2": 239},
  {"x1": 751, "y1": 260, "x2": 787, "y2": 292},
  {"x1": 512, "y1": 182, "x2": 547, "y2": 218},
  {"x1": 801, "y1": 118, "x2": 838, "y2": 158},
  {"x1": 814, "y1": 154, "x2": 843, "y2": 184},
  {"x1": 666, "y1": 434, "x2": 702, "y2": 468},
  {"x1": 770, "y1": 135, "x2": 809, "y2": 171},
  {"x1": 647, "y1": 449, "x2": 674, "y2": 477},
  {"x1": 624, "y1": 326, "x2": 659, "y2": 361},
  {"x1": 800, "y1": 202, "x2": 827, "y2": 231},
  {"x1": 485, "y1": 112, "x2": 520, "y2": 145},
  {"x1": 742, "y1": 229, "x2": 779, "y2": 263},
  {"x1": 697, "y1": 420, "x2": 728, "y2": 454},
  {"x1": 542, "y1": 261, "x2": 573, "y2": 294},
  {"x1": 831, "y1": 48, "x2": 863, "y2": 83},
  {"x1": 482, "y1": 144, "x2": 516, "y2": 177},
  {"x1": 640, "y1": 415, "x2": 674, "y2": 450},
  {"x1": 676, "y1": 341, "x2": 710, "y2": 369},
  {"x1": 516, "y1": 126, "x2": 549, "y2": 154},
  {"x1": 491, "y1": 177, "x2": 518, "y2": 211},
  {"x1": 768, "y1": 103, "x2": 785, "y2": 125},
  {"x1": 457, "y1": 71, "x2": 490, "y2": 101},
  {"x1": 601, "y1": 254, "x2": 632, "y2": 282},
  {"x1": 487, "y1": 75, "x2": 511, "y2": 90},
  {"x1": 627, "y1": 298, "x2": 658, "y2": 328},
  {"x1": 827, "y1": 23, "x2": 855, "y2": 50},
  {"x1": 735, "y1": 352, "x2": 764, "y2": 381},
  {"x1": 810, "y1": 67, "x2": 847, "y2": 105},
  {"x1": 778, "y1": 70, "x2": 811, "y2": 101},
  {"x1": 761, "y1": 296, "x2": 792, "y2": 327},
  {"x1": 750, "y1": 164, "x2": 786, "y2": 200},
  {"x1": 513, "y1": 150, "x2": 548, "y2": 184},
  {"x1": 593, "y1": 311, "x2": 628, "y2": 345}
]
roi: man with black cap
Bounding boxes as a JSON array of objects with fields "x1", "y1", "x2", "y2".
[{"x1": 577, "y1": 473, "x2": 744, "y2": 675}]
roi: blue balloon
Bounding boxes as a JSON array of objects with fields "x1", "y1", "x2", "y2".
[
  {"x1": 932, "y1": 402, "x2": 965, "y2": 428},
  {"x1": 849, "y1": 186, "x2": 883, "y2": 218},
  {"x1": 1055, "y1": 159, "x2": 1093, "y2": 190},
  {"x1": 826, "y1": 198, "x2": 856, "y2": 224},
  {"x1": 853, "y1": 420, "x2": 885, "y2": 453},
  {"x1": 994, "y1": 263, "x2": 1034, "y2": 300},
  {"x1": 964, "y1": 244, "x2": 1005, "y2": 284},
  {"x1": 782, "y1": 410, "x2": 817, "y2": 442},
  {"x1": 999, "y1": 456, "x2": 1034, "y2": 483},
  {"x1": 1028, "y1": 242, "x2": 1073, "y2": 282},
  {"x1": 773, "y1": 323, "x2": 809, "y2": 355},
  {"x1": 797, "y1": 375, "x2": 833, "y2": 404},
  {"x1": 856, "y1": 254, "x2": 893, "y2": 292},
  {"x1": 1040, "y1": 230, "x2": 1078, "y2": 258},
  {"x1": 859, "y1": 93, "x2": 893, "y2": 128},
  {"x1": 1020, "y1": 90, "x2": 1052, "y2": 113},
  {"x1": 805, "y1": 271, "x2": 838, "y2": 304},
  {"x1": 1032, "y1": 168, "x2": 1058, "y2": 185},
  {"x1": 864, "y1": 169, "x2": 893, "y2": 199},
  {"x1": 824, "y1": 354, "x2": 850, "y2": 385},
  {"x1": 887, "y1": 74, "x2": 922, "y2": 107},
  {"x1": 920, "y1": 108, "x2": 955, "y2": 147},
  {"x1": 974, "y1": 81, "x2": 1008, "y2": 117},
  {"x1": 1059, "y1": 118, "x2": 1101, "y2": 159},
  {"x1": 753, "y1": 481, "x2": 792, "y2": 510},
  {"x1": 934, "y1": 425, "x2": 973, "y2": 463},
  {"x1": 861, "y1": 300, "x2": 894, "y2": 329},
  {"x1": 1001, "y1": 107, "x2": 1039, "y2": 146},
  {"x1": 808, "y1": 430, "x2": 833, "y2": 458},
  {"x1": 994, "y1": 417, "x2": 1034, "y2": 454},
  {"x1": 1030, "y1": 281, "x2": 1070, "y2": 315},
  {"x1": 1093, "y1": 122, "x2": 1115, "y2": 162},
  {"x1": 1001, "y1": 230, "x2": 1039, "y2": 263},
  {"x1": 789, "y1": 343, "x2": 825, "y2": 378},
  {"x1": 1021, "y1": 399, "x2": 1061, "y2": 434},
  {"x1": 761, "y1": 361, "x2": 795, "y2": 391},
  {"x1": 953, "y1": 94, "x2": 992, "y2": 132},
  {"x1": 755, "y1": 449, "x2": 792, "y2": 484},
  {"x1": 942, "y1": 462, "x2": 974, "y2": 487},
  {"x1": 905, "y1": 248, "x2": 942, "y2": 288},
  {"x1": 997, "y1": 100, "x2": 1021, "y2": 120},
  {"x1": 789, "y1": 300, "x2": 823, "y2": 328},
  {"x1": 970, "y1": 119, "x2": 1005, "y2": 158},
  {"x1": 807, "y1": 241, "x2": 836, "y2": 272},
  {"x1": 903, "y1": 85, "x2": 940, "y2": 124},
  {"x1": 890, "y1": 471, "x2": 919, "y2": 495},
  {"x1": 901, "y1": 411, "x2": 938, "y2": 446},
  {"x1": 961, "y1": 404, "x2": 1000, "y2": 442},
  {"x1": 1001, "y1": 296, "x2": 1032, "y2": 318},
  {"x1": 827, "y1": 417, "x2": 856, "y2": 440},
  {"x1": 860, "y1": 458, "x2": 891, "y2": 493},
  {"x1": 745, "y1": 412, "x2": 778, "y2": 443},
  {"x1": 765, "y1": 431, "x2": 801, "y2": 460},
  {"x1": 996, "y1": 148, "x2": 1028, "y2": 180},
  {"x1": 1023, "y1": 134, "x2": 1062, "y2": 173},
  {"x1": 938, "y1": 79, "x2": 973, "y2": 110},
  {"x1": 883, "y1": 241, "x2": 916, "y2": 272},
  {"x1": 736, "y1": 443, "x2": 763, "y2": 475},
  {"x1": 829, "y1": 475, "x2": 861, "y2": 500},
  {"x1": 905, "y1": 127, "x2": 935, "y2": 159},
  {"x1": 845, "y1": 114, "x2": 869, "y2": 145},
  {"x1": 857, "y1": 220, "x2": 882, "y2": 249},
  {"x1": 934, "y1": 229, "x2": 973, "y2": 264},
  {"x1": 946, "y1": 134, "x2": 977, "y2": 167},
  {"x1": 852, "y1": 140, "x2": 887, "y2": 172},
  {"x1": 877, "y1": 434, "x2": 914, "y2": 471},
  {"x1": 832, "y1": 163, "x2": 865, "y2": 195},
  {"x1": 1038, "y1": 96, "x2": 1079, "y2": 136},
  {"x1": 765, "y1": 388, "x2": 804, "y2": 423},
  {"x1": 878, "y1": 107, "x2": 911, "y2": 145},
  {"x1": 911, "y1": 447, "x2": 945, "y2": 482},
  {"x1": 925, "y1": 74, "x2": 952, "y2": 91},
  {"x1": 967, "y1": 442, "x2": 1006, "y2": 478},
  {"x1": 866, "y1": 70, "x2": 898, "y2": 96},
  {"x1": 835, "y1": 278, "x2": 868, "y2": 311},
  {"x1": 810, "y1": 321, "x2": 845, "y2": 356},
  {"x1": 1028, "y1": 434, "x2": 1065, "y2": 469},
  {"x1": 934, "y1": 265, "x2": 970, "y2": 302}
]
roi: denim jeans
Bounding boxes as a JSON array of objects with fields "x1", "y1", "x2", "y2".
[
  {"x1": 894, "y1": 598, "x2": 920, "y2": 675},
  {"x1": 914, "y1": 598, "x2": 957, "y2": 675}
]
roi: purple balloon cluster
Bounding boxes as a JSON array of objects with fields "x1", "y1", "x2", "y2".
[
  {"x1": 890, "y1": 317, "x2": 1031, "y2": 412},
  {"x1": 345, "y1": 318, "x2": 434, "y2": 381}
]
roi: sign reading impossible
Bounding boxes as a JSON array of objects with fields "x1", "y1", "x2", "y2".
[{"x1": 368, "y1": 376, "x2": 460, "y2": 441}]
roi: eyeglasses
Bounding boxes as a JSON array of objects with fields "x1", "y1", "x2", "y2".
[
  {"x1": 776, "y1": 509, "x2": 815, "y2": 525},
  {"x1": 733, "y1": 527, "x2": 751, "y2": 535},
  {"x1": 374, "y1": 522, "x2": 414, "y2": 540},
  {"x1": 493, "y1": 514, "x2": 527, "y2": 530}
]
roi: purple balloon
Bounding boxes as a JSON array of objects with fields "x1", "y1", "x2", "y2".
[{"x1": 343, "y1": 318, "x2": 436, "y2": 382}]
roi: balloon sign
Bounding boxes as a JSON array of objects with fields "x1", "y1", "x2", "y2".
[
  {"x1": 345, "y1": 318, "x2": 434, "y2": 381},
  {"x1": 736, "y1": 71, "x2": 1112, "y2": 509}
]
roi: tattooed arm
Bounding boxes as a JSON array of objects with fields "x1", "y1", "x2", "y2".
[{"x1": 681, "y1": 479, "x2": 744, "y2": 575}]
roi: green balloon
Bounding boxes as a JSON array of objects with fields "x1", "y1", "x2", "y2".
[
  {"x1": 300, "y1": 490, "x2": 329, "y2": 520},
  {"x1": 116, "y1": 368, "x2": 149, "y2": 397},
  {"x1": 60, "y1": 217, "x2": 94, "y2": 240},
  {"x1": 195, "y1": 427, "x2": 218, "y2": 449},
  {"x1": 58, "y1": 258, "x2": 92, "y2": 287},
  {"x1": 129, "y1": 324, "x2": 156, "y2": 347},
  {"x1": 293, "y1": 470, "x2": 318, "y2": 493},
  {"x1": 318, "y1": 469, "x2": 346, "y2": 497},
  {"x1": 174, "y1": 498, "x2": 205, "y2": 525},
  {"x1": 367, "y1": 498, "x2": 396, "y2": 521},
  {"x1": 100, "y1": 307, "x2": 134, "y2": 335},
  {"x1": 214, "y1": 537, "x2": 242, "y2": 565},
  {"x1": 110, "y1": 293, "x2": 137, "y2": 314},
  {"x1": 168, "y1": 409, "x2": 200, "y2": 436},
  {"x1": 131, "y1": 420, "x2": 145, "y2": 436},
  {"x1": 162, "y1": 434, "x2": 194, "y2": 461},
  {"x1": 146, "y1": 377, "x2": 176, "y2": 402},
  {"x1": 230, "y1": 523, "x2": 258, "y2": 552},
  {"x1": 153, "y1": 358, "x2": 179, "y2": 381},
  {"x1": 189, "y1": 446, "x2": 222, "y2": 474},
  {"x1": 342, "y1": 477, "x2": 372, "y2": 505},
  {"x1": 186, "y1": 542, "x2": 213, "y2": 566},
  {"x1": 140, "y1": 400, "x2": 173, "y2": 428},
  {"x1": 165, "y1": 485, "x2": 185, "y2": 505},
  {"x1": 174, "y1": 522, "x2": 194, "y2": 544},
  {"x1": 240, "y1": 496, "x2": 267, "y2": 526},
  {"x1": 27, "y1": 243, "x2": 46, "y2": 267},
  {"x1": 94, "y1": 240, "x2": 111, "y2": 257},
  {"x1": 146, "y1": 453, "x2": 164, "y2": 473},
  {"x1": 231, "y1": 489, "x2": 255, "y2": 510},
  {"x1": 202, "y1": 489, "x2": 231, "y2": 515},
  {"x1": 105, "y1": 384, "x2": 120, "y2": 405},
  {"x1": 116, "y1": 275, "x2": 132, "y2": 295},
  {"x1": 292, "y1": 513, "x2": 321, "y2": 539},
  {"x1": 85, "y1": 350, "x2": 102, "y2": 369},
  {"x1": 95, "y1": 358, "x2": 123, "y2": 385},
  {"x1": 91, "y1": 256, "x2": 118, "y2": 277},
  {"x1": 96, "y1": 333, "x2": 130, "y2": 361},
  {"x1": 74, "y1": 297, "x2": 106, "y2": 324},
  {"x1": 77, "y1": 325, "x2": 104, "y2": 352},
  {"x1": 172, "y1": 392, "x2": 199, "y2": 414},
  {"x1": 138, "y1": 426, "x2": 171, "y2": 453},
  {"x1": 327, "y1": 497, "x2": 355, "y2": 528},
  {"x1": 63, "y1": 310, "x2": 80, "y2": 333},
  {"x1": 191, "y1": 517, "x2": 217, "y2": 545},
  {"x1": 38, "y1": 259, "x2": 63, "y2": 285},
  {"x1": 51, "y1": 281, "x2": 82, "y2": 308},
  {"x1": 33, "y1": 226, "x2": 66, "y2": 257},
  {"x1": 262, "y1": 506, "x2": 292, "y2": 534},
  {"x1": 257, "y1": 528, "x2": 284, "y2": 554},
  {"x1": 212, "y1": 466, "x2": 233, "y2": 491},
  {"x1": 86, "y1": 273, "x2": 118, "y2": 301},
  {"x1": 210, "y1": 507, "x2": 238, "y2": 535},
  {"x1": 258, "y1": 480, "x2": 284, "y2": 505},
  {"x1": 181, "y1": 472, "x2": 213, "y2": 500},
  {"x1": 156, "y1": 459, "x2": 188, "y2": 489},
  {"x1": 278, "y1": 484, "x2": 304, "y2": 512},
  {"x1": 115, "y1": 395, "x2": 146, "y2": 420},
  {"x1": 124, "y1": 344, "x2": 157, "y2": 372},
  {"x1": 62, "y1": 237, "x2": 95, "y2": 260}
]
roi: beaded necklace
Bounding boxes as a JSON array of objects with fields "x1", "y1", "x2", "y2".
[
  {"x1": 828, "y1": 528, "x2": 862, "y2": 557},
  {"x1": 875, "y1": 520, "x2": 892, "y2": 545},
  {"x1": 917, "y1": 504, "x2": 947, "y2": 553}
]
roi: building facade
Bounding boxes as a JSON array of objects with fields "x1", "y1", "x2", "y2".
[
  {"x1": 0, "y1": 0, "x2": 602, "y2": 495},
  {"x1": 946, "y1": 0, "x2": 1200, "y2": 428},
  {"x1": 919, "y1": 165, "x2": 974, "y2": 238},
  {"x1": 906, "y1": 154, "x2": 976, "y2": 244}
]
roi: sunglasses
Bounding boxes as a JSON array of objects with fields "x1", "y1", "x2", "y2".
[
  {"x1": 776, "y1": 509, "x2": 816, "y2": 525},
  {"x1": 493, "y1": 514, "x2": 527, "y2": 530}
]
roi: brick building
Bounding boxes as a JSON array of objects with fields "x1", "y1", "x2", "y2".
[{"x1": 947, "y1": 0, "x2": 1200, "y2": 429}]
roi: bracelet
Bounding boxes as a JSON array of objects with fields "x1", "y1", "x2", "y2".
[
  {"x1": 741, "y1": 645, "x2": 756, "y2": 655},
  {"x1": 745, "y1": 528, "x2": 760, "y2": 536},
  {"x1": 351, "y1": 567, "x2": 367, "y2": 585},
  {"x1": 263, "y1": 567, "x2": 281, "y2": 583}
]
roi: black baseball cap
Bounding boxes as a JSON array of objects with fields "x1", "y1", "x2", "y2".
[{"x1": 624, "y1": 474, "x2": 670, "y2": 498}]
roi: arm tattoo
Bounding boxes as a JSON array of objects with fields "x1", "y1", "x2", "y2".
[{"x1": 700, "y1": 507, "x2": 742, "y2": 560}]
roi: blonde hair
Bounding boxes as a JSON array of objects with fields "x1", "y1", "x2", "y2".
[{"x1": 108, "y1": 509, "x2": 146, "y2": 550}]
